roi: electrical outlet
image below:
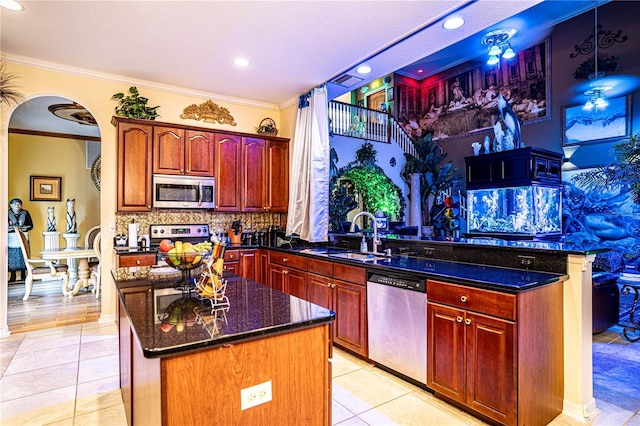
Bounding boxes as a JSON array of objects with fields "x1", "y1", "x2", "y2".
[
  {"x1": 424, "y1": 247, "x2": 435, "y2": 258},
  {"x1": 241, "y1": 380, "x2": 272, "y2": 410},
  {"x1": 518, "y1": 255, "x2": 535, "y2": 269}
]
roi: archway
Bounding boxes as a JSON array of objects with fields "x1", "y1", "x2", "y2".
[{"x1": 5, "y1": 95, "x2": 102, "y2": 331}]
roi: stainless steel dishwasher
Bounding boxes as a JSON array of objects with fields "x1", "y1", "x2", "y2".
[{"x1": 367, "y1": 270, "x2": 427, "y2": 385}]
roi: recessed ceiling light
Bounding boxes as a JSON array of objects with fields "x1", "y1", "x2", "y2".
[
  {"x1": 0, "y1": 0, "x2": 24, "y2": 11},
  {"x1": 233, "y1": 57, "x2": 250, "y2": 68},
  {"x1": 356, "y1": 65, "x2": 372, "y2": 74},
  {"x1": 417, "y1": 69, "x2": 424, "y2": 74},
  {"x1": 443, "y1": 16, "x2": 464, "y2": 30}
]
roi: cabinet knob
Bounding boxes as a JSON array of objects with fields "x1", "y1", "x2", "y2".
[
  {"x1": 283, "y1": 258, "x2": 288, "y2": 262},
  {"x1": 331, "y1": 284, "x2": 336, "y2": 289},
  {"x1": 456, "y1": 316, "x2": 463, "y2": 322},
  {"x1": 465, "y1": 318, "x2": 472, "y2": 325},
  {"x1": 229, "y1": 254, "x2": 235, "y2": 259},
  {"x1": 136, "y1": 260, "x2": 141, "y2": 265},
  {"x1": 327, "y1": 282, "x2": 332, "y2": 287},
  {"x1": 460, "y1": 296, "x2": 467, "y2": 303},
  {"x1": 283, "y1": 270, "x2": 288, "y2": 275}
]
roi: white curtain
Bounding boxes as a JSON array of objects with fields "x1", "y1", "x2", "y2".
[{"x1": 286, "y1": 86, "x2": 330, "y2": 242}]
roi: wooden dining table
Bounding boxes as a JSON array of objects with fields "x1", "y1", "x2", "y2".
[{"x1": 40, "y1": 247, "x2": 97, "y2": 297}]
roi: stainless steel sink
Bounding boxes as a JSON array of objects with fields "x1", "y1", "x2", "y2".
[{"x1": 329, "y1": 252, "x2": 390, "y2": 262}]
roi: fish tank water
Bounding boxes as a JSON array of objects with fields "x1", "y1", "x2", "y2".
[{"x1": 467, "y1": 185, "x2": 562, "y2": 238}]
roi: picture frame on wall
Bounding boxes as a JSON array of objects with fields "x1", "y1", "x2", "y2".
[
  {"x1": 562, "y1": 95, "x2": 631, "y2": 146},
  {"x1": 387, "y1": 87, "x2": 394, "y2": 101},
  {"x1": 30, "y1": 176, "x2": 62, "y2": 201}
]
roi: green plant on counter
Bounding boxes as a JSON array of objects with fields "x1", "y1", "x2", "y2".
[
  {"x1": 111, "y1": 86, "x2": 160, "y2": 120},
  {"x1": 572, "y1": 132, "x2": 640, "y2": 203},
  {"x1": 401, "y1": 132, "x2": 461, "y2": 225}
]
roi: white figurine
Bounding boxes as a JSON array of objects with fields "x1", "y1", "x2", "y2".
[
  {"x1": 483, "y1": 136, "x2": 491, "y2": 154},
  {"x1": 497, "y1": 93, "x2": 522, "y2": 148},
  {"x1": 66, "y1": 198, "x2": 77, "y2": 234},
  {"x1": 472, "y1": 142, "x2": 482, "y2": 156},
  {"x1": 46, "y1": 206, "x2": 56, "y2": 232}
]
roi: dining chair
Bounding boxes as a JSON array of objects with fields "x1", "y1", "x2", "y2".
[
  {"x1": 15, "y1": 228, "x2": 69, "y2": 301},
  {"x1": 89, "y1": 232, "x2": 102, "y2": 298}
]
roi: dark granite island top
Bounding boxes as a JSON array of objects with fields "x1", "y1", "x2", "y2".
[{"x1": 113, "y1": 269, "x2": 335, "y2": 359}]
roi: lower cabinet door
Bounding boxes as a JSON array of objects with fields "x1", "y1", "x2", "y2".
[
  {"x1": 333, "y1": 279, "x2": 367, "y2": 357},
  {"x1": 427, "y1": 302, "x2": 465, "y2": 403},
  {"x1": 307, "y1": 273, "x2": 332, "y2": 310},
  {"x1": 239, "y1": 250, "x2": 258, "y2": 282},
  {"x1": 284, "y1": 268, "x2": 307, "y2": 300},
  {"x1": 269, "y1": 264, "x2": 286, "y2": 292},
  {"x1": 465, "y1": 311, "x2": 516, "y2": 425}
]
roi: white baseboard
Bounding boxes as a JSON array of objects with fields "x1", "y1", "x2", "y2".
[
  {"x1": 98, "y1": 313, "x2": 116, "y2": 324},
  {"x1": 563, "y1": 398, "x2": 600, "y2": 423}
]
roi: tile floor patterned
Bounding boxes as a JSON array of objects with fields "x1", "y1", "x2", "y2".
[{"x1": 3, "y1": 279, "x2": 640, "y2": 425}]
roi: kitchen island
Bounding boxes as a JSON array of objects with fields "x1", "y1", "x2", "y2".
[{"x1": 114, "y1": 269, "x2": 335, "y2": 426}]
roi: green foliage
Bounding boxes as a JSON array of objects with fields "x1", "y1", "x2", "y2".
[
  {"x1": 111, "y1": 86, "x2": 160, "y2": 120},
  {"x1": 400, "y1": 132, "x2": 461, "y2": 224},
  {"x1": 572, "y1": 133, "x2": 640, "y2": 203},
  {"x1": 329, "y1": 144, "x2": 406, "y2": 232},
  {"x1": 0, "y1": 61, "x2": 23, "y2": 108}
]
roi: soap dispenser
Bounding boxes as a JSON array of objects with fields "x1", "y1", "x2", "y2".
[{"x1": 360, "y1": 235, "x2": 367, "y2": 253}]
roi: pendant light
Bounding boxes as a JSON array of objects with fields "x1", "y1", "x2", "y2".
[{"x1": 583, "y1": 1, "x2": 609, "y2": 112}]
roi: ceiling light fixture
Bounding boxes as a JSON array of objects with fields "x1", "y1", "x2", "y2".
[
  {"x1": 583, "y1": 1, "x2": 609, "y2": 112},
  {"x1": 0, "y1": 0, "x2": 23, "y2": 10},
  {"x1": 443, "y1": 16, "x2": 464, "y2": 30},
  {"x1": 356, "y1": 65, "x2": 371, "y2": 75},
  {"x1": 233, "y1": 57, "x2": 250, "y2": 68},
  {"x1": 482, "y1": 29, "x2": 517, "y2": 66}
]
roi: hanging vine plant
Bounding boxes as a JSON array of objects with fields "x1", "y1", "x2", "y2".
[{"x1": 329, "y1": 142, "x2": 406, "y2": 232}]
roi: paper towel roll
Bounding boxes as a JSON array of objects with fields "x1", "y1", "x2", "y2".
[{"x1": 128, "y1": 223, "x2": 138, "y2": 248}]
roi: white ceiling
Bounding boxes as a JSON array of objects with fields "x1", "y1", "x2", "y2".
[{"x1": 2, "y1": 0, "x2": 600, "y2": 138}]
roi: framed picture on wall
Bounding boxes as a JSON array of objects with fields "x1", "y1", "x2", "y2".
[
  {"x1": 562, "y1": 95, "x2": 631, "y2": 146},
  {"x1": 30, "y1": 176, "x2": 62, "y2": 201}
]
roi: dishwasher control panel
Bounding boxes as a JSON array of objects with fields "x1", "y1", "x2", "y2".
[{"x1": 367, "y1": 272, "x2": 426, "y2": 293}]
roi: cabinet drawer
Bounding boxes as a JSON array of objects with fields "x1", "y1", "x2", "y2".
[
  {"x1": 118, "y1": 253, "x2": 157, "y2": 268},
  {"x1": 334, "y1": 263, "x2": 365, "y2": 286},
  {"x1": 307, "y1": 259, "x2": 333, "y2": 277},
  {"x1": 427, "y1": 280, "x2": 516, "y2": 321},
  {"x1": 224, "y1": 250, "x2": 240, "y2": 262},
  {"x1": 269, "y1": 251, "x2": 308, "y2": 270}
]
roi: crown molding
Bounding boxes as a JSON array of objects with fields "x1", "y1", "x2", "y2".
[{"x1": 3, "y1": 53, "x2": 281, "y2": 111}]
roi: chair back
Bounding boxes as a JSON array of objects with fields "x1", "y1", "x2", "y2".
[
  {"x1": 15, "y1": 229, "x2": 31, "y2": 259},
  {"x1": 85, "y1": 225, "x2": 101, "y2": 249},
  {"x1": 93, "y1": 232, "x2": 102, "y2": 261}
]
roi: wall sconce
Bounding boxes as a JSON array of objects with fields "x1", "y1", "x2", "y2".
[{"x1": 482, "y1": 29, "x2": 517, "y2": 65}]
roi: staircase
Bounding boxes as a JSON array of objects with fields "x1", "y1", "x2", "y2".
[{"x1": 328, "y1": 101, "x2": 416, "y2": 157}]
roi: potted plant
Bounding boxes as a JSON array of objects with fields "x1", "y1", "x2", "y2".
[
  {"x1": 0, "y1": 61, "x2": 23, "y2": 108},
  {"x1": 401, "y1": 132, "x2": 462, "y2": 228},
  {"x1": 111, "y1": 86, "x2": 160, "y2": 120}
]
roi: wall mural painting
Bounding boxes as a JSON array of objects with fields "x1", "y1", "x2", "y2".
[
  {"x1": 397, "y1": 40, "x2": 550, "y2": 141},
  {"x1": 562, "y1": 95, "x2": 631, "y2": 145}
]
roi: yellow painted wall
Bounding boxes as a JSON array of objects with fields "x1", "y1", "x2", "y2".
[
  {"x1": 1, "y1": 60, "x2": 296, "y2": 328},
  {"x1": 8, "y1": 134, "x2": 100, "y2": 255}
]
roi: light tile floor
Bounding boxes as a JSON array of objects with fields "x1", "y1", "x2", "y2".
[{"x1": 2, "y1": 321, "x2": 640, "y2": 425}]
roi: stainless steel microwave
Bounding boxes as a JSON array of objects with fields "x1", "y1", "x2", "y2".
[{"x1": 152, "y1": 174, "x2": 215, "y2": 209}]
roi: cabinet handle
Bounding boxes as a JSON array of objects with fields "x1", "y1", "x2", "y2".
[
  {"x1": 136, "y1": 260, "x2": 141, "y2": 265},
  {"x1": 229, "y1": 254, "x2": 234, "y2": 259},
  {"x1": 465, "y1": 318, "x2": 472, "y2": 325},
  {"x1": 283, "y1": 270, "x2": 288, "y2": 275},
  {"x1": 283, "y1": 258, "x2": 288, "y2": 262},
  {"x1": 327, "y1": 282, "x2": 332, "y2": 287},
  {"x1": 331, "y1": 284, "x2": 336, "y2": 289},
  {"x1": 456, "y1": 316, "x2": 463, "y2": 322},
  {"x1": 460, "y1": 296, "x2": 467, "y2": 303}
]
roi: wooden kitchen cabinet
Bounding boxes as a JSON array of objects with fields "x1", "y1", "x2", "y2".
[
  {"x1": 214, "y1": 133, "x2": 242, "y2": 211},
  {"x1": 224, "y1": 249, "x2": 259, "y2": 282},
  {"x1": 241, "y1": 138, "x2": 290, "y2": 212},
  {"x1": 427, "y1": 279, "x2": 563, "y2": 426},
  {"x1": 153, "y1": 126, "x2": 214, "y2": 176},
  {"x1": 269, "y1": 252, "x2": 308, "y2": 298},
  {"x1": 307, "y1": 261, "x2": 367, "y2": 357},
  {"x1": 115, "y1": 119, "x2": 153, "y2": 212},
  {"x1": 116, "y1": 252, "x2": 157, "y2": 268}
]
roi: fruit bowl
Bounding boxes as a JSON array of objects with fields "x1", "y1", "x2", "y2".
[{"x1": 161, "y1": 251, "x2": 211, "y2": 270}]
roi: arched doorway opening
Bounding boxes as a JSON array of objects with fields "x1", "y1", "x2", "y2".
[{"x1": 6, "y1": 95, "x2": 102, "y2": 332}]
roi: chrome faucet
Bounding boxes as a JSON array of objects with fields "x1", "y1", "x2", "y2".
[{"x1": 350, "y1": 211, "x2": 381, "y2": 254}]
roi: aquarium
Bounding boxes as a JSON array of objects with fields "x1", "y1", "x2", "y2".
[{"x1": 467, "y1": 185, "x2": 562, "y2": 238}]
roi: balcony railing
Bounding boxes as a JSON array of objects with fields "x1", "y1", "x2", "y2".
[{"x1": 328, "y1": 101, "x2": 415, "y2": 157}]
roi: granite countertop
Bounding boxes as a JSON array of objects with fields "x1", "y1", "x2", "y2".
[
  {"x1": 272, "y1": 246, "x2": 568, "y2": 293},
  {"x1": 114, "y1": 271, "x2": 335, "y2": 359}
]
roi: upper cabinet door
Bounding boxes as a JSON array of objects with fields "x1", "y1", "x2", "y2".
[
  {"x1": 117, "y1": 122, "x2": 153, "y2": 212},
  {"x1": 266, "y1": 139, "x2": 289, "y2": 212},
  {"x1": 185, "y1": 130, "x2": 214, "y2": 176},
  {"x1": 215, "y1": 134, "x2": 242, "y2": 211},
  {"x1": 153, "y1": 126, "x2": 184, "y2": 175},
  {"x1": 241, "y1": 137, "x2": 266, "y2": 212}
]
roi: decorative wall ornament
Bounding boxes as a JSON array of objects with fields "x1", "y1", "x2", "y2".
[
  {"x1": 180, "y1": 100, "x2": 237, "y2": 125},
  {"x1": 570, "y1": 24, "x2": 627, "y2": 59},
  {"x1": 571, "y1": 24, "x2": 626, "y2": 81}
]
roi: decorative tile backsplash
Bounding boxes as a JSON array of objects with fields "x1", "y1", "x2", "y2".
[{"x1": 115, "y1": 211, "x2": 287, "y2": 237}]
